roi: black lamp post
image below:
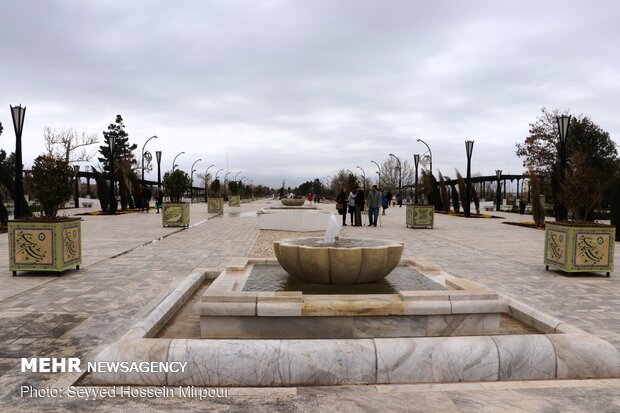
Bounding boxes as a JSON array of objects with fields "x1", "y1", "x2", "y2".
[
  {"x1": 172, "y1": 151, "x2": 184, "y2": 172},
  {"x1": 74, "y1": 165, "x2": 80, "y2": 208},
  {"x1": 370, "y1": 160, "x2": 381, "y2": 186},
  {"x1": 416, "y1": 139, "x2": 433, "y2": 174},
  {"x1": 110, "y1": 138, "x2": 116, "y2": 215},
  {"x1": 205, "y1": 164, "x2": 214, "y2": 202},
  {"x1": 389, "y1": 153, "x2": 402, "y2": 197},
  {"x1": 556, "y1": 115, "x2": 571, "y2": 222},
  {"x1": 190, "y1": 158, "x2": 202, "y2": 203},
  {"x1": 214, "y1": 168, "x2": 223, "y2": 182},
  {"x1": 465, "y1": 140, "x2": 474, "y2": 217},
  {"x1": 141, "y1": 135, "x2": 158, "y2": 184},
  {"x1": 495, "y1": 169, "x2": 502, "y2": 212},
  {"x1": 10, "y1": 105, "x2": 26, "y2": 219},
  {"x1": 413, "y1": 154, "x2": 420, "y2": 205},
  {"x1": 356, "y1": 166, "x2": 366, "y2": 192},
  {"x1": 155, "y1": 151, "x2": 162, "y2": 189}
]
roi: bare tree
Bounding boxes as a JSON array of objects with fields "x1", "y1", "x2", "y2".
[
  {"x1": 44, "y1": 127, "x2": 99, "y2": 163},
  {"x1": 379, "y1": 157, "x2": 413, "y2": 191}
]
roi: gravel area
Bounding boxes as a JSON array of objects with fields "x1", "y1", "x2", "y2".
[{"x1": 250, "y1": 230, "x2": 324, "y2": 257}]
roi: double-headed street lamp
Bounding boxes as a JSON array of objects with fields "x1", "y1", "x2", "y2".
[
  {"x1": 556, "y1": 115, "x2": 571, "y2": 222},
  {"x1": 172, "y1": 151, "x2": 184, "y2": 172},
  {"x1": 190, "y1": 158, "x2": 202, "y2": 203},
  {"x1": 416, "y1": 139, "x2": 433, "y2": 174},
  {"x1": 496, "y1": 170, "x2": 502, "y2": 212},
  {"x1": 389, "y1": 153, "x2": 402, "y2": 197},
  {"x1": 465, "y1": 140, "x2": 475, "y2": 217},
  {"x1": 10, "y1": 105, "x2": 26, "y2": 219},
  {"x1": 141, "y1": 135, "x2": 158, "y2": 184},
  {"x1": 413, "y1": 154, "x2": 420, "y2": 205}
]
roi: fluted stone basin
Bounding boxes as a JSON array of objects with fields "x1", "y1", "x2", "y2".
[
  {"x1": 280, "y1": 198, "x2": 306, "y2": 207},
  {"x1": 273, "y1": 237, "x2": 404, "y2": 284}
]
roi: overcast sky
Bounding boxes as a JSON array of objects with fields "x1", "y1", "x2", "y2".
[{"x1": 1, "y1": 0, "x2": 619, "y2": 187}]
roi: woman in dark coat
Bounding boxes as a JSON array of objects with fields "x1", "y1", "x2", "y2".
[
  {"x1": 336, "y1": 188, "x2": 348, "y2": 226},
  {"x1": 354, "y1": 186, "x2": 365, "y2": 226}
]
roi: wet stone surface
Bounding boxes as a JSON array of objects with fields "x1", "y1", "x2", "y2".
[{"x1": 243, "y1": 264, "x2": 446, "y2": 294}]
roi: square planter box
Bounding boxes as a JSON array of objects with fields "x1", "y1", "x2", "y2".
[
  {"x1": 8, "y1": 218, "x2": 82, "y2": 276},
  {"x1": 406, "y1": 204, "x2": 434, "y2": 229},
  {"x1": 162, "y1": 202, "x2": 190, "y2": 227},
  {"x1": 208, "y1": 197, "x2": 224, "y2": 213},
  {"x1": 544, "y1": 221, "x2": 615, "y2": 276},
  {"x1": 228, "y1": 195, "x2": 240, "y2": 207}
]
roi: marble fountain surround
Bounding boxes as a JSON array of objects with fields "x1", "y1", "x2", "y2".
[
  {"x1": 85, "y1": 257, "x2": 620, "y2": 387},
  {"x1": 86, "y1": 213, "x2": 619, "y2": 387}
]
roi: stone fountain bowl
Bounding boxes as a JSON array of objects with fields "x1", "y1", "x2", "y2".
[
  {"x1": 273, "y1": 237, "x2": 404, "y2": 284},
  {"x1": 280, "y1": 198, "x2": 306, "y2": 207}
]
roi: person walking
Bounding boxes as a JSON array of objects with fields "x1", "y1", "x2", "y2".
[
  {"x1": 347, "y1": 188, "x2": 356, "y2": 225},
  {"x1": 336, "y1": 188, "x2": 348, "y2": 226},
  {"x1": 354, "y1": 186, "x2": 365, "y2": 226},
  {"x1": 381, "y1": 191, "x2": 388, "y2": 215},
  {"x1": 367, "y1": 185, "x2": 381, "y2": 227},
  {"x1": 397, "y1": 191, "x2": 403, "y2": 207},
  {"x1": 155, "y1": 189, "x2": 163, "y2": 214},
  {"x1": 144, "y1": 186, "x2": 152, "y2": 212},
  {"x1": 386, "y1": 190, "x2": 393, "y2": 209}
]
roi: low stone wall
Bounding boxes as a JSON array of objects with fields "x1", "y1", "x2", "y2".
[{"x1": 89, "y1": 333, "x2": 619, "y2": 386}]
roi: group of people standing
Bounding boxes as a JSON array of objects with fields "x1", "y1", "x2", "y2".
[
  {"x1": 335, "y1": 186, "x2": 393, "y2": 227},
  {"x1": 136, "y1": 186, "x2": 164, "y2": 213}
]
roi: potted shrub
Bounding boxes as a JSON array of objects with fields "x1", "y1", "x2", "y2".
[
  {"x1": 544, "y1": 152, "x2": 615, "y2": 276},
  {"x1": 8, "y1": 154, "x2": 81, "y2": 276},
  {"x1": 208, "y1": 179, "x2": 224, "y2": 213},
  {"x1": 162, "y1": 169, "x2": 191, "y2": 227},
  {"x1": 406, "y1": 170, "x2": 434, "y2": 229},
  {"x1": 228, "y1": 180, "x2": 240, "y2": 207}
]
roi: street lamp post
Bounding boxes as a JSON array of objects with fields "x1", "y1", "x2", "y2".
[
  {"x1": 10, "y1": 105, "x2": 26, "y2": 219},
  {"x1": 205, "y1": 164, "x2": 214, "y2": 202},
  {"x1": 214, "y1": 168, "x2": 223, "y2": 181},
  {"x1": 155, "y1": 151, "x2": 162, "y2": 189},
  {"x1": 172, "y1": 152, "x2": 185, "y2": 172},
  {"x1": 416, "y1": 139, "x2": 433, "y2": 174},
  {"x1": 556, "y1": 115, "x2": 571, "y2": 222},
  {"x1": 224, "y1": 172, "x2": 231, "y2": 197},
  {"x1": 413, "y1": 154, "x2": 420, "y2": 205},
  {"x1": 356, "y1": 166, "x2": 366, "y2": 192},
  {"x1": 495, "y1": 170, "x2": 502, "y2": 212},
  {"x1": 371, "y1": 160, "x2": 381, "y2": 186},
  {"x1": 141, "y1": 135, "x2": 158, "y2": 184},
  {"x1": 389, "y1": 153, "x2": 402, "y2": 201},
  {"x1": 465, "y1": 140, "x2": 475, "y2": 217},
  {"x1": 190, "y1": 158, "x2": 202, "y2": 203},
  {"x1": 74, "y1": 165, "x2": 80, "y2": 208},
  {"x1": 110, "y1": 138, "x2": 116, "y2": 214}
]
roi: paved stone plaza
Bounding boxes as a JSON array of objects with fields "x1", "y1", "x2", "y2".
[{"x1": 0, "y1": 199, "x2": 619, "y2": 412}]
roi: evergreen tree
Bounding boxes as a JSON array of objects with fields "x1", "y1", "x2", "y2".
[{"x1": 98, "y1": 115, "x2": 137, "y2": 174}]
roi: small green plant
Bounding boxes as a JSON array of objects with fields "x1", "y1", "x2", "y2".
[
  {"x1": 162, "y1": 169, "x2": 191, "y2": 202},
  {"x1": 28, "y1": 154, "x2": 74, "y2": 218}
]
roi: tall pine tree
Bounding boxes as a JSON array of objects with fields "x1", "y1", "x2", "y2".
[{"x1": 98, "y1": 115, "x2": 137, "y2": 174}]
